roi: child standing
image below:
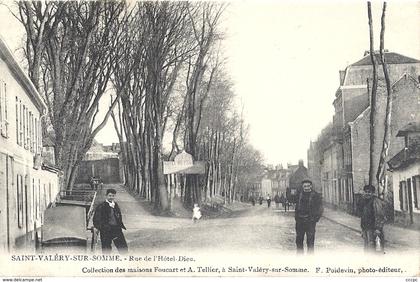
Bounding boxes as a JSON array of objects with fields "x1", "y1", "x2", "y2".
[{"x1": 192, "y1": 203, "x2": 202, "y2": 223}]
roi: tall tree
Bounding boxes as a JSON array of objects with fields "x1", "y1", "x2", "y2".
[
  {"x1": 17, "y1": 1, "x2": 128, "y2": 190},
  {"x1": 367, "y1": 1, "x2": 379, "y2": 186},
  {"x1": 376, "y1": 2, "x2": 392, "y2": 198}
]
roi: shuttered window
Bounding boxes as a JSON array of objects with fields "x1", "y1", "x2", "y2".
[
  {"x1": 413, "y1": 176, "x2": 419, "y2": 209},
  {"x1": 0, "y1": 80, "x2": 8, "y2": 138}
]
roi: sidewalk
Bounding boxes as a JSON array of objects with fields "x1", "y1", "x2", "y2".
[{"x1": 323, "y1": 207, "x2": 420, "y2": 250}]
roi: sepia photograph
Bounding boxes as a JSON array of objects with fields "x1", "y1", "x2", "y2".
[{"x1": 0, "y1": 0, "x2": 419, "y2": 279}]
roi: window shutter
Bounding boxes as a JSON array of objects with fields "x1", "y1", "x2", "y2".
[
  {"x1": 413, "y1": 177, "x2": 418, "y2": 209},
  {"x1": 399, "y1": 182, "x2": 403, "y2": 211},
  {"x1": 4, "y1": 82, "x2": 7, "y2": 137}
]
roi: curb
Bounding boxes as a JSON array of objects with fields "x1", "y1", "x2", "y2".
[{"x1": 322, "y1": 215, "x2": 362, "y2": 234}]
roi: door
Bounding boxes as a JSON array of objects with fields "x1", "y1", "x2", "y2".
[{"x1": 407, "y1": 178, "x2": 414, "y2": 224}]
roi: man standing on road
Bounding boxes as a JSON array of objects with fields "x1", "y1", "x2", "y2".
[
  {"x1": 359, "y1": 184, "x2": 386, "y2": 252},
  {"x1": 274, "y1": 193, "x2": 280, "y2": 209},
  {"x1": 294, "y1": 179, "x2": 323, "y2": 254},
  {"x1": 93, "y1": 188, "x2": 128, "y2": 253}
]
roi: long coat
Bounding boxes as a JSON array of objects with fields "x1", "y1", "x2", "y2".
[
  {"x1": 93, "y1": 201, "x2": 126, "y2": 231},
  {"x1": 294, "y1": 191, "x2": 323, "y2": 223}
]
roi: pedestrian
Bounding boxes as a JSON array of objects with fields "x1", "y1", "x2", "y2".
[
  {"x1": 250, "y1": 195, "x2": 255, "y2": 206},
  {"x1": 294, "y1": 179, "x2": 323, "y2": 254},
  {"x1": 266, "y1": 194, "x2": 272, "y2": 208},
  {"x1": 259, "y1": 196, "x2": 263, "y2": 205},
  {"x1": 359, "y1": 184, "x2": 386, "y2": 253},
  {"x1": 93, "y1": 188, "x2": 128, "y2": 253},
  {"x1": 280, "y1": 192, "x2": 286, "y2": 211},
  {"x1": 192, "y1": 203, "x2": 202, "y2": 223},
  {"x1": 274, "y1": 193, "x2": 280, "y2": 209}
]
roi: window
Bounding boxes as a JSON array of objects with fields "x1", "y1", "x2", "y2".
[
  {"x1": 399, "y1": 181, "x2": 408, "y2": 211},
  {"x1": 48, "y1": 183, "x2": 52, "y2": 205},
  {"x1": 32, "y1": 114, "x2": 35, "y2": 152},
  {"x1": 29, "y1": 112, "x2": 32, "y2": 152},
  {"x1": 37, "y1": 179, "x2": 41, "y2": 220},
  {"x1": 19, "y1": 101, "x2": 23, "y2": 146},
  {"x1": 0, "y1": 80, "x2": 8, "y2": 138},
  {"x1": 17, "y1": 174, "x2": 23, "y2": 228},
  {"x1": 413, "y1": 176, "x2": 419, "y2": 209},
  {"x1": 32, "y1": 178, "x2": 35, "y2": 222},
  {"x1": 23, "y1": 105, "x2": 26, "y2": 148},
  {"x1": 25, "y1": 107, "x2": 29, "y2": 150},
  {"x1": 38, "y1": 119, "x2": 42, "y2": 153},
  {"x1": 15, "y1": 97, "x2": 19, "y2": 144},
  {"x1": 34, "y1": 118, "x2": 41, "y2": 153}
]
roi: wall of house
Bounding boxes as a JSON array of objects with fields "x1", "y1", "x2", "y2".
[
  {"x1": 0, "y1": 55, "x2": 60, "y2": 252},
  {"x1": 342, "y1": 87, "x2": 369, "y2": 127},
  {"x1": 343, "y1": 63, "x2": 420, "y2": 86},
  {"x1": 351, "y1": 77, "x2": 420, "y2": 196},
  {"x1": 391, "y1": 162, "x2": 420, "y2": 229}
]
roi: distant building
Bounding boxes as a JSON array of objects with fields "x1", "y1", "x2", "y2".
[
  {"x1": 84, "y1": 140, "x2": 119, "y2": 161},
  {"x1": 261, "y1": 168, "x2": 278, "y2": 197},
  {"x1": 287, "y1": 160, "x2": 309, "y2": 203},
  {"x1": 0, "y1": 36, "x2": 61, "y2": 251},
  {"x1": 75, "y1": 141, "x2": 122, "y2": 184},
  {"x1": 388, "y1": 122, "x2": 420, "y2": 229}
]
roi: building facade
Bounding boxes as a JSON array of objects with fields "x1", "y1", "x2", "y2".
[
  {"x1": 388, "y1": 122, "x2": 420, "y2": 229},
  {"x1": 0, "y1": 37, "x2": 61, "y2": 252},
  {"x1": 308, "y1": 51, "x2": 420, "y2": 215}
]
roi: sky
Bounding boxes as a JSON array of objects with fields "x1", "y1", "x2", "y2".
[{"x1": 0, "y1": 0, "x2": 419, "y2": 167}]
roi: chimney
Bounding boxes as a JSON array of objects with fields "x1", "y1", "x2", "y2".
[{"x1": 339, "y1": 70, "x2": 346, "y2": 86}]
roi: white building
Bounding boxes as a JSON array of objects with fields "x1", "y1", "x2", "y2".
[
  {"x1": 0, "y1": 36, "x2": 61, "y2": 252},
  {"x1": 388, "y1": 122, "x2": 420, "y2": 229}
]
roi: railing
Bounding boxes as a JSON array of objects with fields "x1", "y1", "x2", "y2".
[
  {"x1": 59, "y1": 190, "x2": 96, "y2": 203},
  {"x1": 86, "y1": 191, "x2": 99, "y2": 252}
]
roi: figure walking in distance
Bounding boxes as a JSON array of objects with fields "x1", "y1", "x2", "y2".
[
  {"x1": 294, "y1": 179, "x2": 323, "y2": 254},
  {"x1": 93, "y1": 188, "x2": 128, "y2": 253},
  {"x1": 359, "y1": 184, "x2": 386, "y2": 252},
  {"x1": 274, "y1": 193, "x2": 280, "y2": 209},
  {"x1": 192, "y1": 203, "x2": 202, "y2": 223},
  {"x1": 266, "y1": 194, "x2": 272, "y2": 208},
  {"x1": 250, "y1": 195, "x2": 255, "y2": 206}
]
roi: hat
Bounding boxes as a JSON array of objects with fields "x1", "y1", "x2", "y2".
[
  {"x1": 363, "y1": 184, "x2": 375, "y2": 193},
  {"x1": 301, "y1": 178, "x2": 313, "y2": 185}
]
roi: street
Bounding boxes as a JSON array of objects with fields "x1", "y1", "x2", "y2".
[{"x1": 102, "y1": 184, "x2": 414, "y2": 255}]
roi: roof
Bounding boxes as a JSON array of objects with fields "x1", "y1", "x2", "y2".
[
  {"x1": 388, "y1": 144, "x2": 420, "y2": 171},
  {"x1": 396, "y1": 121, "x2": 420, "y2": 137},
  {"x1": 0, "y1": 36, "x2": 47, "y2": 113},
  {"x1": 351, "y1": 52, "x2": 420, "y2": 67}
]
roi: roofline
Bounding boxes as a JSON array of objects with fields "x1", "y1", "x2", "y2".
[
  {"x1": 349, "y1": 106, "x2": 370, "y2": 126},
  {"x1": 0, "y1": 36, "x2": 47, "y2": 114},
  {"x1": 350, "y1": 52, "x2": 420, "y2": 67},
  {"x1": 391, "y1": 73, "x2": 420, "y2": 89},
  {"x1": 339, "y1": 84, "x2": 367, "y2": 90}
]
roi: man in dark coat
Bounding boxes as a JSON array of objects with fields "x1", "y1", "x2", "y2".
[
  {"x1": 274, "y1": 193, "x2": 280, "y2": 209},
  {"x1": 294, "y1": 179, "x2": 323, "y2": 254},
  {"x1": 93, "y1": 188, "x2": 128, "y2": 253},
  {"x1": 359, "y1": 184, "x2": 386, "y2": 252}
]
